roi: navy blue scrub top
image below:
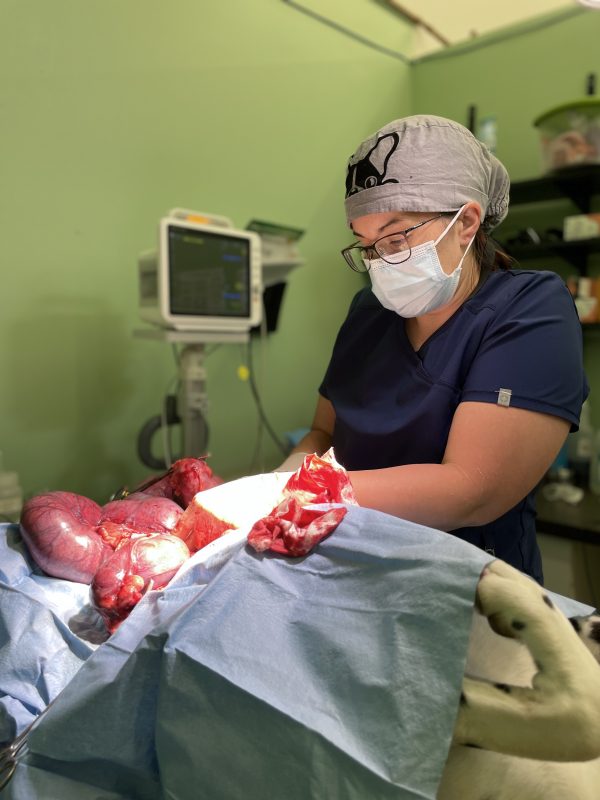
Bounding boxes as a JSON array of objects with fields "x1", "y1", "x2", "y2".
[{"x1": 319, "y1": 269, "x2": 589, "y2": 584}]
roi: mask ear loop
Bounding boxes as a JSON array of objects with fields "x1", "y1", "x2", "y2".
[
  {"x1": 433, "y1": 204, "x2": 467, "y2": 246},
  {"x1": 454, "y1": 202, "x2": 479, "y2": 268},
  {"x1": 435, "y1": 204, "x2": 477, "y2": 278},
  {"x1": 455, "y1": 229, "x2": 476, "y2": 270}
]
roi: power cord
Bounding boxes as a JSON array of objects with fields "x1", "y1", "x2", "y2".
[
  {"x1": 246, "y1": 339, "x2": 288, "y2": 458},
  {"x1": 161, "y1": 374, "x2": 181, "y2": 468},
  {"x1": 248, "y1": 317, "x2": 267, "y2": 473}
]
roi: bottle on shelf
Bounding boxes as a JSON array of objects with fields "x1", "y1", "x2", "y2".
[{"x1": 574, "y1": 277, "x2": 598, "y2": 324}]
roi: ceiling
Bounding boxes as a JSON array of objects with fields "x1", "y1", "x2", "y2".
[{"x1": 383, "y1": 0, "x2": 590, "y2": 57}]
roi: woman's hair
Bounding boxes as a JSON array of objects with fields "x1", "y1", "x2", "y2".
[{"x1": 473, "y1": 227, "x2": 515, "y2": 272}]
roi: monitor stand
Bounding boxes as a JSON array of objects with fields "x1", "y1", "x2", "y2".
[{"x1": 134, "y1": 328, "x2": 250, "y2": 467}]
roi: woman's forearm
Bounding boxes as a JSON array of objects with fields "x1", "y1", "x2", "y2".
[
  {"x1": 348, "y1": 462, "x2": 496, "y2": 531},
  {"x1": 349, "y1": 404, "x2": 569, "y2": 531}
]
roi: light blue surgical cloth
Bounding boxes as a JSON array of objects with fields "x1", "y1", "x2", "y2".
[
  {"x1": 0, "y1": 525, "x2": 100, "y2": 741},
  {"x1": 1, "y1": 510, "x2": 594, "y2": 800}
]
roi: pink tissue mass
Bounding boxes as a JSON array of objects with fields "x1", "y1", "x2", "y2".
[{"x1": 19, "y1": 450, "x2": 354, "y2": 632}]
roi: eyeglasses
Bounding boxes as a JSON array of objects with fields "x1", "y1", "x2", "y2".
[{"x1": 341, "y1": 214, "x2": 447, "y2": 273}]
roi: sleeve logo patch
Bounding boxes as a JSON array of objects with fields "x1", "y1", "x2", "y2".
[{"x1": 497, "y1": 388, "x2": 512, "y2": 407}]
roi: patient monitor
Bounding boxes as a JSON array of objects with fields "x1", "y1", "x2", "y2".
[
  {"x1": 138, "y1": 209, "x2": 263, "y2": 335},
  {"x1": 135, "y1": 209, "x2": 303, "y2": 469}
]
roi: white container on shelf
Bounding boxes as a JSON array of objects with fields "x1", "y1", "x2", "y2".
[
  {"x1": 574, "y1": 277, "x2": 598, "y2": 323},
  {"x1": 534, "y1": 98, "x2": 600, "y2": 172}
]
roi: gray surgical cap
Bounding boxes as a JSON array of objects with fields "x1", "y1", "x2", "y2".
[{"x1": 344, "y1": 115, "x2": 510, "y2": 232}]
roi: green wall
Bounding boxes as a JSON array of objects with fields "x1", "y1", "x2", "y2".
[
  {"x1": 4, "y1": 2, "x2": 600, "y2": 505},
  {"x1": 0, "y1": 0, "x2": 413, "y2": 503},
  {"x1": 413, "y1": 7, "x2": 595, "y2": 180},
  {"x1": 412, "y1": 6, "x2": 600, "y2": 424}
]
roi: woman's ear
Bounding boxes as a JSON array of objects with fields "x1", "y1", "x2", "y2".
[{"x1": 459, "y1": 202, "x2": 482, "y2": 244}]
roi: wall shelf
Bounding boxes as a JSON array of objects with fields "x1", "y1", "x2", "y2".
[
  {"x1": 510, "y1": 164, "x2": 600, "y2": 212},
  {"x1": 537, "y1": 484, "x2": 600, "y2": 545},
  {"x1": 506, "y1": 236, "x2": 600, "y2": 269},
  {"x1": 505, "y1": 166, "x2": 600, "y2": 273}
]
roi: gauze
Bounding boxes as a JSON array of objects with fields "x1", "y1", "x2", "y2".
[{"x1": 368, "y1": 207, "x2": 475, "y2": 318}]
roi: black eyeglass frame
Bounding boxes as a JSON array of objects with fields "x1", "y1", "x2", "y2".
[{"x1": 340, "y1": 213, "x2": 449, "y2": 272}]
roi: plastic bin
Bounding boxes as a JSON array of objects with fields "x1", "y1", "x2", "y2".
[{"x1": 534, "y1": 98, "x2": 600, "y2": 172}]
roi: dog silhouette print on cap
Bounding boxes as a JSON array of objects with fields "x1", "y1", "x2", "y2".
[{"x1": 345, "y1": 132, "x2": 400, "y2": 197}]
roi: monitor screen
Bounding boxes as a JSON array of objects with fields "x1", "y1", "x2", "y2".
[{"x1": 167, "y1": 224, "x2": 251, "y2": 318}]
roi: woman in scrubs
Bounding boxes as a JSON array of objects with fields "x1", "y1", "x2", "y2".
[{"x1": 281, "y1": 115, "x2": 588, "y2": 583}]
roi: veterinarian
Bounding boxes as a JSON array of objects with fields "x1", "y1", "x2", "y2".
[{"x1": 279, "y1": 115, "x2": 588, "y2": 584}]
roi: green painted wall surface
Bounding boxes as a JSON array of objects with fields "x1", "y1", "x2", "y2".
[
  {"x1": 4, "y1": 1, "x2": 600, "y2": 506},
  {"x1": 412, "y1": 7, "x2": 596, "y2": 180},
  {"x1": 0, "y1": 0, "x2": 413, "y2": 502},
  {"x1": 412, "y1": 8, "x2": 600, "y2": 424}
]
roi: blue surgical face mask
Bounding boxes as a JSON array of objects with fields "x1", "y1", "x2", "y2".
[{"x1": 367, "y1": 206, "x2": 475, "y2": 318}]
